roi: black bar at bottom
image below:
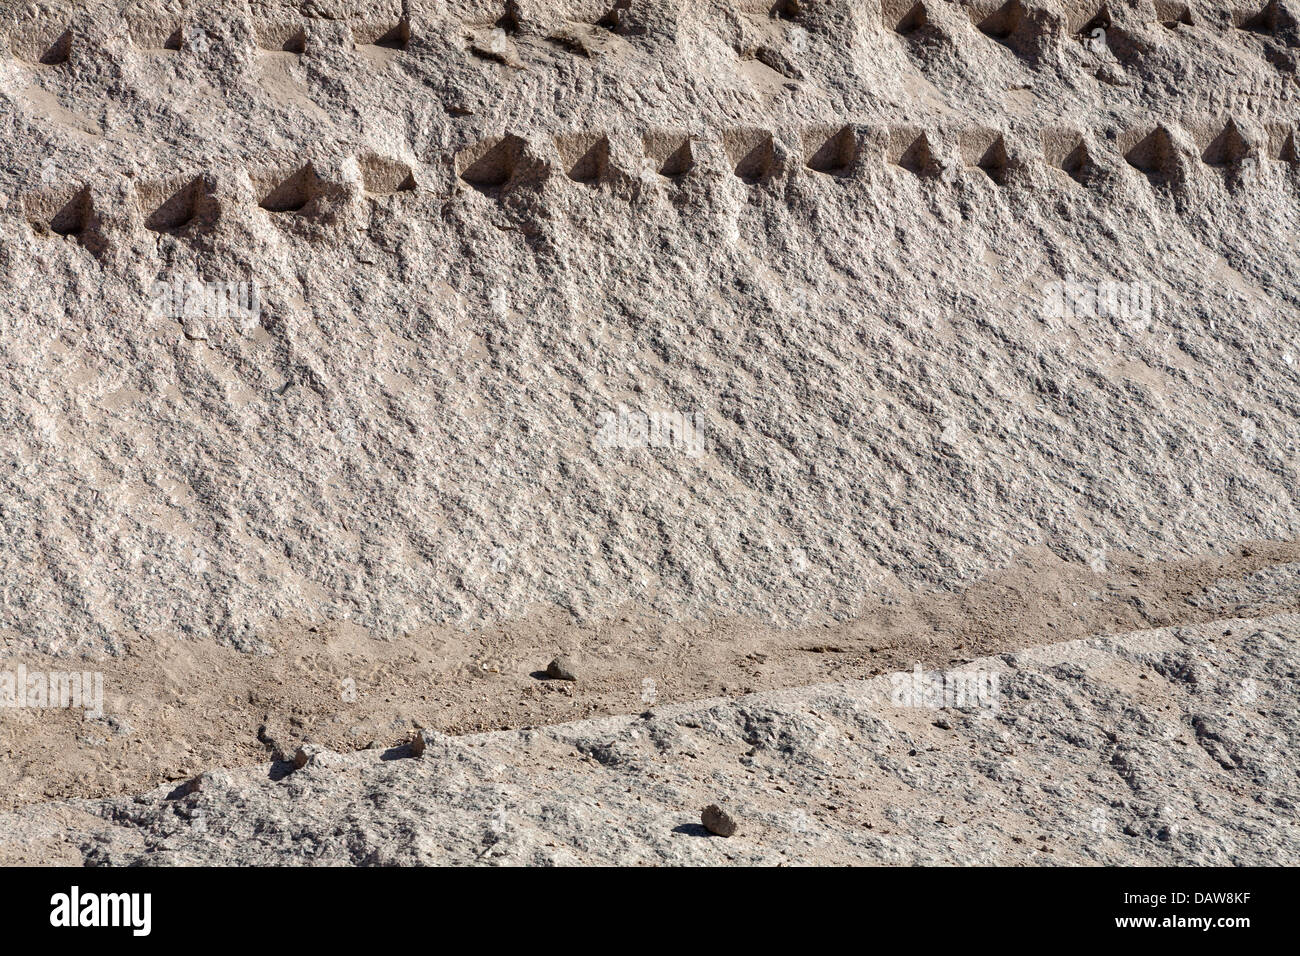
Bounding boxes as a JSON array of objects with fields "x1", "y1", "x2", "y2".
[{"x1": 0, "y1": 864, "x2": 1282, "y2": 943}]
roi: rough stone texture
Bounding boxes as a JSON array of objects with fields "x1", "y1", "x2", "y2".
[
  {"x1": 2, "y1": 0, "x2": 1299, "y2": 864},
  {"x1": 2, "y1": 1, "x2": 1300, "y2": 656},
  {"x1": 1189, "y1": 561, "x2": 1300, "y2": 615},
  {"x1": 1, "y1": 615, "x2": 1295, "y2": 865}
]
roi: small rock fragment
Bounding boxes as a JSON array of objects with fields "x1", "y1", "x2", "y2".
[
  {"x1": 701, "y1": 803, "x2": 738, "y2": 837},
  {"x1": 293, "y1": 744, "x2": 323, "y2": 770},
  {"x1": 196, "y1": 769, "x2": 233, "y2": 790},
  {"x1": 409, "y1": 731, "x2": 427, "y2": 757},
  {"x1": 172, "y1": 769, "x2": 233, "y2": 798},
  {"x1": 258, "y1": 722, "x2": 296, "y2": 762},
  {"x1": 547, "y1": 657, "x2": 577, "y2": 681}
]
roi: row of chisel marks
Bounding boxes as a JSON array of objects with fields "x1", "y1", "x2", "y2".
[
  {"x1": 10, "y1": 2, "x2": 699, "y2": 63},
  {"x1": 456, "y1": 120, "x2": 1300, "y2": 189},
  {"x1": 897, "y1": 0, "x2": 1297, "y2": 38},
  {"x1": 16, "y1": 119, "x2": 1299, "y2": 242},
  {"x1": 7, "y1": 20, "x2": 409, "y2": 64},
  {"x1": 19, "y1": 155, "x2": 416, "y2": 240},
  {"x1": 10, "y1": 0, "x2": 1296, "y2": 65},
  {"x1": 896, "y1": 0, "x2": 1299, "y2": 72}
]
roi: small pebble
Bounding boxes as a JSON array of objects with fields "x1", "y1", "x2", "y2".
[
  {"x1": 293, "y1": 744, "x2": 323, "y2": 770},
  {"x1": 547, "y1": 657, "x2": 577, "y2": 681},
  {"x1": 701, "y1": 803, "x2": 738, "y2": 837}
]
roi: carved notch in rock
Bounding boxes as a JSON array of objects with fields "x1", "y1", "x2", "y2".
[
  {"x1": 644, "y1": 132, "x2": 695, "y2": 179},
  {"x1": 1156, "y1": 2, "x2": 1194, "y2": 28},
  {"x1": 359, "y1": 155, "x2": 417, "y2": 196},
  {"x1": 807, "y1": 126, "x2": 858, "y2": 175},
  {"x1": 977, "y1": 135, "x2": 1012, "y2": 184},
  {"x1": 897, "y1": 3, "x2": 928, "y2": 35},
  {"x1": 459, "y1": 135, "x2": 528, "y2": 191},
  {"x1": 1062, "y1": 141, "x2": 1099, "y2": 186},
  {"x1": 47, "y1": 187, "x2": 92, "y2": 236},
  {"x1": 979, "y1": 0, "x2": 1027, "y2": 41},
  {"x1": 1124, "y1": 127, "x2": 1179, "y2": 185},
  {"x1": 1202, "y1": 120, "x2": 1250, "y2": 168},
  {"x1": 258, "y1": 165, "x2": 322, "y2": 213},
  {"x1": 730, "y1": 131, "x2": 776, "y2": 184},
  {"x1": 898, "y1": 132, "x2": 940, "y2": 177},
  {"x1": 143, "y1": 177, "x2": 212, "y2": 232},
  {"x1": 558, "y1": 134, "x2": 611, "y2": 185},
  {"x1": 39, "y1": 30, "x2": 73, "y2": 65}
]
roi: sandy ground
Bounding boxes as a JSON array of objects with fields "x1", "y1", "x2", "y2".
[
  {"x1": 3, "y1": 610, "x2": 1295, "y2": 866},
  {"x1": 4, "y1": 540, "x2": 1297, "y2": 811}
]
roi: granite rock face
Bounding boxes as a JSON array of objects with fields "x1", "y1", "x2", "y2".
[
  {"x1": 1, "y1": 615, "x2": 1294, "y2": 865},
  {"x1": 1, "y1": 0, "x2": 1298, "y2": 866},
  {"x1": 1, "y1": 1, "x2": 1299, "y2": 654}
]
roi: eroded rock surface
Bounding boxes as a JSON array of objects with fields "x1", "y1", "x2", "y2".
[
  {"x1": 2, "y1": 0, "x2": 1299, "y2": 653},
  {"x1": 2, "y1": 616, "x2": 1294, "y2": 865},
  {"x1": 2, "y1": 1, "x2": 1298, "y2": 863}
]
